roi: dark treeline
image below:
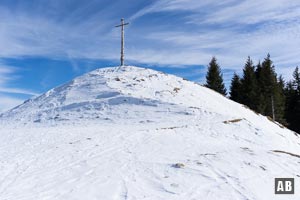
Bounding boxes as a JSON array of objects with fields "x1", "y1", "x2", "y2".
[{"x1": 205, "y1": 55, "x2": 300, "y2": 134}]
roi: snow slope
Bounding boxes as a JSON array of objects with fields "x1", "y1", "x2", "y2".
[{"x1": 0, "y1": 66, "x2": 299, "y2": 200}]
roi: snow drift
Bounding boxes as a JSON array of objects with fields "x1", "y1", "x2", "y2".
[{"x1": 0, "y1": 66, "x2": 299, "y2": 199}]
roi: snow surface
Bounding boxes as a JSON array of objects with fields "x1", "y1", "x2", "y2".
[{"x1": 0, "y1": 66, "x2": 299, "y2": 199}]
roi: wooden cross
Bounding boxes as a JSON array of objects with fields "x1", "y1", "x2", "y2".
[{"x1": 115, "y1": 18, "x2": 129, "y2": 66}]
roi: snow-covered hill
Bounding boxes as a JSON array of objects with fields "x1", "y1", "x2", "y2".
[{"x1": 0, "y1": 66, "x2": 299, "y2": 199}]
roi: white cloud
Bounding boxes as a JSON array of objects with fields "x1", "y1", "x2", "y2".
[
  {"x1": 125, "y1": 0, "x2": 300, "y2": 81},
  {"x1": 0, "y1": 87, "x2": 38, "y2": 96},
  {"x1": 0, "y1": 95, "x2": 23, "y2": 113},
  {"x1": 0, "y1": 5, "x2": 117, "y2": 59},
  {"x1": 0, "y1": 64, "x2": 37, "y2": 111},
  {"x1": 200, "y1": 0, "x2": 300, "y2": 25},
  {"x1": 130, "y1": 0, "x2": 236, "y2": 15},
  {"x1": 0, "y1": 0, "x2": 299, "y2": 83}
]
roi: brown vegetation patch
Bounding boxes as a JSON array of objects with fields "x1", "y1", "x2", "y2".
[
  {"x1": 173, "y1": 87, "x2": 180, "y2": 93},
  {"x1": 260, "y1": 166, "x2": 267, "y2": 171},
  {"x1": 223, "y1": 118, "x2": 243, "y2": 124},
  {"x1": 242, "y1": 105, "x2": 260, "y2": 115},
  {"x1": 272, "y1": 150, "x2": 300, "y2": 158},
  {"x1": 199, "y1": 153, "x2": 216, "y2": 156},
  {"x1": 188, "y1": 106, "x2": 201, "y2": 110},
  {"x1": 267, "y1": 116, "x2": 274, "y2": 122},
  {"x1": 149, "y1": 74, "x2": 157, "y2": 78},
  {"x1": 266, "y1": 117, "x2": 288, "y2": 130},
  {"x1": 172, "y1": 163, "x2": 185, "y2": 168},
  {"x1": 157, "y1": 125, "x2": 187, "y2": 130}
]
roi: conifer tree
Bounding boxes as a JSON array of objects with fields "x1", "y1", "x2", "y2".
[
  {"x1": 293, "y1": 66, "x2": 300, "y2": 91},
  {"x1": 274, "y1": 75, "x2": 286, "y2": 124},
  {"x1": 228, "y1": 55, "x2": 286, "y2": 124},
  {"x1": 254, "y1": 61, "x2": 265, "y2": 113},
  {"x1": 256, "y1": 54, "x2": 285, "y2": 121},
  {"x1": 205, "y1": 57, "x2": 227, "y2": 95},
  {"x1": 229, "y1": 73, "x2": 241, "y2": 102},
  {"x1": 257, "y1": 54, "x2": 277, "y2": 118},
  {"x1": 240, "y1": 57, "x2": 258, "y2": 110},
  {"x1": 255, "y1": 61, "x2": 262, "y2": 80},
  {"x1": 285, "y1": 67, "x2": 300, "y2": 133}
]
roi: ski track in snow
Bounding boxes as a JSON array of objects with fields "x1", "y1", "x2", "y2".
[{"x1": 0, "y1": 66, "x2": 299, "y2": 200}]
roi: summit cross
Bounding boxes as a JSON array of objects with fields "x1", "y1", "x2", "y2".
[{"x1": 115, "y1": 18, "x2": 129, "y2": 66}]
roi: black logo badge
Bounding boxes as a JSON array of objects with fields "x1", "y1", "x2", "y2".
[{"x1": 275, "y1": 178, "x2": 294, "y2": 194}]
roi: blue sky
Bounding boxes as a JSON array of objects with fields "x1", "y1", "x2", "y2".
[{"x1": 1, "y1": 0, "x2": 300, "y2": 111}]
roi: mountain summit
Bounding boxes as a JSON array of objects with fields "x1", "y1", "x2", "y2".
[
  {"x1": 0, "y1": 66, "x2": 254, "y2": 125},
  {"x1": 0, "y1": 66, "x2": 274, "y2": 125},
  {"x1": 0, "y1": 66, "x2": 299, "y2": 199}
]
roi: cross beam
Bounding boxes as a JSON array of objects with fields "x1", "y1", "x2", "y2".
[{"x1": 115, "y1": 18, "x2": 129, "y2": 66}]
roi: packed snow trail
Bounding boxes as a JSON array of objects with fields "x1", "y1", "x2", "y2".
[{"x1": 0, "y1": 66, "x2": 299, "y2": 199}]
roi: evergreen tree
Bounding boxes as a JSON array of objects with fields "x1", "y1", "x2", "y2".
[
  {"x1": 226, "y1": 54, "x2": 287, "y2": 125},
  {"x1": 229, "y1": 73, "x2": 241, "y2": 102},
  {"x1": 255, "y1": 61, "x2": 262, "y2": 80},
  {"x1": 256, "y1": 54, "x2": 279, "y2": 119},
  {"x1": 254, "y1": 61, "x2": 265, "y2": 113},
  {"x1": 293, "y1": 66, "x2": 300, "y2": 91},
  {"x1": 240, "y1": 57, "x2": 258, "y2": 110},
  {"x1": 285, "y1": 67, "x2": 300, "y2": 133},
  {"x1": 274, "y1": 75, "x2": 286, "y2": 124},
  {"x1": 278, "y1": 75, "x2": 285, "y2": 93},
  {"x1": 205, "y1": 57, "x2": 227, "y2": 95}
]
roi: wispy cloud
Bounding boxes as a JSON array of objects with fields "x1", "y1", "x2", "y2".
[
  {"x1": 0, "y1": 0, "x2": 299, "y2": 100},
  {"x1": 0, "y1": 2, "x2": 119, "y2": 59},
  {"x1": 0, "y1": 87, "x2": 38, "y2": 96},
  {"x1": 0, "y1": 95, "x2": 23, "y2": 113},
  {"x1": 126, "y1": 0, "x2": 300, "y2": 76},
  {"x1": 1, "y1": 0, "x2": 299, "y2": 70},
  {"x1": 0, "y1": 63, "x2": 37, "y2": 111},
  {"x1": 199, "y1": 0, "x2": 300, "y2": 25}
]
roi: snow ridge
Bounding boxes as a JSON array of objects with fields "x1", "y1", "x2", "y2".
[
  {"x1": 0, "y1": 66, "x2": 299, "y2": 200},
  {"x1": 0, "y1": 66, "x2": 264, "y2": 126}
]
